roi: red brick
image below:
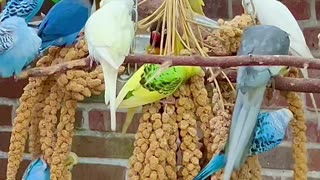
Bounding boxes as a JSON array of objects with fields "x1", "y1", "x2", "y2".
[
  {"x1": 316, "y1": 0, "x2": 320, "y2": 20},
  {"x1": 309, "y1": 149, "x2": 320, "y2": 171},
  {"x1": 280, "y1": 0, "x2": 310, "y2": 20},
  {"x1": 0, "y1": 159, "x2": 31, "y2": 180},
  {"x1": 0, "y1": 78, "x2": 28, "y2": 98},
  {"x1": 0, "y1": 132, "x2": 29, "y2": 153},
  {"x1": 74, "y1": 110, "x2": 83, "y2": 129},
  {"x1": 72, "y1": 135, "x2": 134, "y2": 158},
  {"x1": 204, "y1": 0, "x2": 229, "y2": 19},
  {"x1": 232, "y1": 0, "x2": 244, "y2": 16},
  {"x1": 89, "y1": 110, "x2": 141, "y2": 133},
  {"x1": 303, "y1": 27, "x2": 320, "y2": 50},
  {"x1": 0, "y1": 105, "x2": 12, "y2": 126},
  {"x1": 305, "y1": 121, "x2": 320, "y2": 142},
  {"x1": 72, "y1": 164, "x2": 126, "y2": 180},
  {"x1": 259, "y1": 147, "x2": 294, "y2": 169},
  {"x1": 0, "y1": 132, "x2": 11, "y2": 152},
  {"x1": 138, "y1": 0, "x2": 163, "y2": 19}
]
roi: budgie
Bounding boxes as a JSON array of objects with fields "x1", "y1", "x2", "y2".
[
  {"x1": 37, "y1": 0, "x2": 93, "y2": 51},
  {"x1": 22, "y1": 152, "x2": 78, "y2": 180},
  {"x1": 116, "y1": 64, "x2": 202, "y2": 133},
  {"x1": 22, "y1": 158, "x2": 50, "y2": 180},
  {"x1": 223, "y1": 25, "x2": 290, "y2": 180},
  {"x1": 194, "y1": 108, "x2": 293, "y2": 180},
  {"x1": 0, "y1": 0, "x2": 44, "y2": 22},
  {"x1": 85, "y1": 0, "x2": 135, "y2": 131},
  {"x1": 241, "y1": 0, "x2": 320, "y2": 128},
  {"x1": 0, "y1": 16, "x2": 41, "y2": 78}
]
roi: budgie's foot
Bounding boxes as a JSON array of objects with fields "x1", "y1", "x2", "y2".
[
  {"x1": 40, "y1": 12, "x2": 46, "y2": 19},
  {"x1": 76, "y1": 31, "x2": 85, "y2": 41}
]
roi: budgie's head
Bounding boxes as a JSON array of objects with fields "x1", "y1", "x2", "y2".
[{"x1": 271, "y1": 108, "x2": 294, "y2": 129}]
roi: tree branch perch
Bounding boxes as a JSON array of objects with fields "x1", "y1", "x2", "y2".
[{"x1": 16, "y1": 54, "x2": 320, "y2": 93}]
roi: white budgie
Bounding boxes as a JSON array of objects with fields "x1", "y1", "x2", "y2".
[
  {"x1": 242, "y1": 0, "x2": 320, "y2": 128},
  {"x1": 85, "y1": 0, "x2": 135, "y2": 131}
]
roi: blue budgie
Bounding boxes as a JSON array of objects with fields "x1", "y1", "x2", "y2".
[
  {"x1": 37, "y1": 0, "x2": 93, "y2": 51},
  {"x1": 22, "y1": 152, "x2": 78, "y2": 180},
  {"x1": 0, "y1": 16, "x2": 41, "y2": 78},
  {"x1": 223, "y1": 25, "x2": 290, "y2": 180},
  {"x1": 22, "y1": 158, "x2": 50, "y2": 180},
  {"x1": 0, "y1": 0, "x2": 45, "y2": 22},
  {"x1": 194, "y1": 108, "x2": 293, "y2": 180}
]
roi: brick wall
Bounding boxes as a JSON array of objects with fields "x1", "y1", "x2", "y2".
[{"x1": 0, "y1": 0, "x2": 320, "y2": 179}]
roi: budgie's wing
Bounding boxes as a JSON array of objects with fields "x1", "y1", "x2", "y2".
[
  {"x1": 118, "y1": 65, "x2": 188, "y2": 108},
  {"x1": 115, "y1": 64, "x2": 146, "y2": 108},
  {"x1": 249, "y1": 112, "x2": 282, "y2": 155},
  {"x1": 1, "y1": 0, "x2": 44, "y2": 22},
  {"x1": 224, "y1": 86, "x2": 266, "y2": 180},
  {"x1": 38, "y1": 1, "x2": 89, "y2": 41},
  {"x1": 189, "y1": 0, "x2": 205, "y2": 15},
  {"x1": 85, "y1": 4, "x2": 134, "y2": 66},
  {"x1": 0, "y1": 27, "x2": 16, "y2": 54},
  {"x1": 249, "y1": 109, "x2": 292, "y2": 155}
]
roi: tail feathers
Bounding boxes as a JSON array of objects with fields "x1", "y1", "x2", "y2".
[
  {"x1": 194, "y1": 154, "x2": 226, "y2": 180},
  {"x1": 95, "y1": 48, "x2": 123, "y2": 70},
  {"x1": 100, "y1": 61, "x2": 118, "y2": 131},
  {"x1": 121, "y1": 107, "x2": 138, "y2": 133},
  {"x1": 224, "y1": 88, "x2": 265, "y2": 180}
]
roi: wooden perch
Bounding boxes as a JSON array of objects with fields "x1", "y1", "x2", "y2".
[
  {"x1": 16, "y1": 54, "x2": 320, "y2": 93},
  {"x1": 17, "y1": 58, "x2": 90, "y2": 79},
  {"x1": 126, "y1": 55, "x2": 320, "y2": 69},
  {"x1": 217, "y1": 71, "x2": 320, "y2": 93}
]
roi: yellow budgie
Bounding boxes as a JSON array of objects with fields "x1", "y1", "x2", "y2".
[{"x1": 85, "y1": 0, "x2": 135, "y2": 131}]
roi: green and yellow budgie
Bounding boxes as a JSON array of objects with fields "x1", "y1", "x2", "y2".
[{"x1": 116, "y1": 64, "x2": 202, "y2": 133}]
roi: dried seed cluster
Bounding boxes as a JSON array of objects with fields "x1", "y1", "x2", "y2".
[
  {"x1": 6, "y1": 40, "x2": 106, "y2": 180},
  {"x1": 204, "y1": 14, "x2": 253, "y2": 56}
]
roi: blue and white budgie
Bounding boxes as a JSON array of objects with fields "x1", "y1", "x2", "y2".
[
  {"x1": 223, "y1": 25, "x2": 290, "y2": 180},
  {"x1": 0, "y1": 16, "x2": 41, "y2": 78},
  {"x1": 37, "y1": 0, "x2": 93, "y2": 51},
  {"x1": 0, "y1": 0, "x2": 44, "y2": 22},
  {"x1": 194, "y1": 108, "x2": 293, "y2": 180},
  {"x1": 241, "y1": 0, "x2": 320, "y2": 128},
  {"x1": 85, "y1": 0, "x2": 135, "y2": 131},
  {"x1": 22, "y1": 158, "x2": 50, "y2": 180}
]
